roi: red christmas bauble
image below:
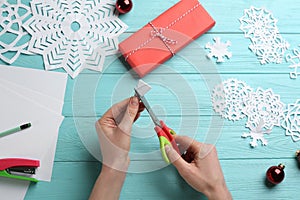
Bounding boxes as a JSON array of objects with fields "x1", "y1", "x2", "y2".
[
  {"x1": 266, "y1": 164, "x2": 285, "y2": 185},
  {"x1": 116, "y1": 0, "x2": 133, "y2": 14},
  {"x1": 296, "y1": 150, "x2": 300, "y2": 164}
]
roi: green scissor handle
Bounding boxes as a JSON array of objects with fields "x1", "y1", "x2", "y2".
[
  {"x1": 0, "y1": 170, "x2": 39, "y2": 182},
  {"x1": 155, "y1": 121, "x2": 180, "y2": 163},
  {"x1": 159, "y1": 136, "x2": 172, "y2": 163}
]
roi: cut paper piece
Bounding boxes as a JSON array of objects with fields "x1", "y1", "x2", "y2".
[
  {"x1": 23, "y1": 0, "x2": 128, "y2": 78},
  {"x1": 281, "y1": 99, "x2": 300, "y2": 142},
  {"x1": 243, "y1": 87, "x2": 285, "y2": 130},
  {"x1": 0, "y1": 0, "x2": 33, "y2": 64},
  {"x1": 239, "y1": 6, "x2": 289, "y2": 64},
  {"x1": 286, "y1": 46, "x2": 300, "y2": 79},
  {"x1": 135, "y1": 79, "x2": 152, "y2": 96},
  {"x1": 205, "y1": 37, "x2": 232, "y2": 63},
  {"x1": 242, "y1": 119, "x2": 271, "y2": 147},
  {"x1": 211, "y1": 78, "x2": 253, "y2": 121}
]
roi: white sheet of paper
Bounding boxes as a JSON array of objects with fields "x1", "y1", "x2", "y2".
[
  {"x1": 0, "y1": 78, "x2": 63, "y2": 115},
  {"x1": 0, "y1": 177, "x2": 29, "y2": 200},
  {"x1": 0, "y1": 65, "x2": 67, "y2": 102},
  {"x1": 0, "y1": 84, "x2": 63, "y2": 181},
  {"x1": 0, "y1": 66, "x2": 67, "y2": 200}
]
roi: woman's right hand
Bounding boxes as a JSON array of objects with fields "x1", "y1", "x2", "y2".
[{"x1": 165, "y1": 135, "x2": 232, "y2": 200}]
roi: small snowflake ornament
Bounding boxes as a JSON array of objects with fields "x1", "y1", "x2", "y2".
[
  {"x1": 286, "y1": 46, "x2": 300, "y2": 79},
  {"x1": 211, "y1": 78, "x2": 253, "y2": 121},
  {"x1": 242, "y1": 119, "x2": 271, "y2": 147},
  {"x1": 239, "y1": 6, "x2": 289, "y2": 64},
  {"x1": 281, "y1": 99, "x2": 300, "y2": 142},
  {"x1": 243, "y1": 87, "x2": 285, "y2": 130},
  {"x1": 205, "y1": 37, "x2": 232, "y2": 63},
  {"x1": 239, "y1": 6, "x2": 278, "y2": 39},
  {"x1": 249, "y1": 35, "x2": 290, "y2": 64}
]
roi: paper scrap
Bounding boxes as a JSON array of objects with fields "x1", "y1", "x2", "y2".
[{"x1": 135, "y1": 79, "x2": 152, "y2": 96}]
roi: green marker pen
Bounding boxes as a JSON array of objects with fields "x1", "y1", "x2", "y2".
[{"x1": 0, "y1": 123, "x2": 31, "y2": 138}]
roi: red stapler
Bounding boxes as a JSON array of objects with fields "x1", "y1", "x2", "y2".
[{"x1": 0, "y1": 158, "x2": 40, "y2": 182}]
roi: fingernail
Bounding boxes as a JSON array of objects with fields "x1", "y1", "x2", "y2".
[
  {"x1": 165, "y1": 144, "x2": 171, "y2": 153},
  {"x1": 130, "y1": 96, "x2": 139, "y2": 106}
]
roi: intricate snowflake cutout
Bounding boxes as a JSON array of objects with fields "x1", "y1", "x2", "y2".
[
  {"x1": 23, "y1": 0, "x2": 127, "y2": 78},
  {"x1": 281, "y1": 99, "x2": 300, "y2": 142},
  {"x1": 212, "y1": 78, "x2": 253, "y2": 121},
  {"x1": 243, "y1": 87, "x2": 285, "y2": 130},
  {"x1": 239, "y1": 6, "x2": 289, "y2": 64},
  {"x1": 249, "y1": 34, "x2": 289, "y2": 64},
  {"x1": 286, "y1": 46, "x2": 300, "y2": 79},
  {"x1": 0, "y1": 0, "x2": 33, "y2": 64},
  {"x1": 242, "y1": 119, "x2": 271, "y2": 147},
  {"x1": 205, "y1": 37, "x2": 232, "y2": 63},
  {"x1": 240, "y1": 6, "x2": 278, "y2": 39}
]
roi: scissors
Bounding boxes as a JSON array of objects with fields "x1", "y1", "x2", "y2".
[{"x1": 134, "y1": 89, "x2": 180, "y2": 163}]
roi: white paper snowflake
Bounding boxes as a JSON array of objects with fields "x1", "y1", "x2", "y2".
[
  {"x1": 286, "y1": 46, "x2": 300, "y2": 79},
  {"x1": 281, "y1": 99, "x2": 300, "y2": 142},
  {"x1": 242, "y1": 119, "x2": 271, "y2": 147},
  {"x1": 23, "y1": 0, "x2": 127, "y2": 78},
  {"x1": 212, "y1": 78, "x2": 253, "y2": 121},
  {"x1": 240, "y1": 6, "x2": 278, "y2": 39},
  {"x1": 243, "y1": 87, "x2": 285, "y2": 130},
  {"x1": 249, "y1": 34, "x2": 289, "y2": 64},
  {"x1": 239, "y1": 6, "x2": 289, "y2": 64},
  {"x1": 205, "y1": 37, "x2": 232, "y2": 63},
  {"x1": 0, "y1": 0, "x2": 33, "y2": 64}
]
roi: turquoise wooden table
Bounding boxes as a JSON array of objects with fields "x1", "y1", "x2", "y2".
[{"x1": 2, "y1": 0, "x2": 300, "y2": 199}]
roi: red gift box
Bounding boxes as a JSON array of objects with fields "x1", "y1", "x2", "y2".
[{"x1": 119, "y1": 0, "x2": 215, "y2": 77}]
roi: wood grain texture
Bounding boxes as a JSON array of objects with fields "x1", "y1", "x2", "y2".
[
  {"x1": 55, "y1": 117, "x2": 298, "y2": 162},
  {"x1": 0, "y1": 0, "x2": 296, "y2": 199},
  {"x1": 25, "y1": 159, "x2": 300, "y2": 200},
  {"x1": 64, "y1": 73, "x2": 300, "y2": 117}
]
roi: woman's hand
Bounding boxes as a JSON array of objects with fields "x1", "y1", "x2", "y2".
[
  {"x1": 165, "y1": 135, "x2": 232, "y2": 200},
  {"x1": 95, "y1": 96, "x2": 143, "y2": 171},
  {"x1": 90, "y1": 97, "x2": 143, "y2": 200}
]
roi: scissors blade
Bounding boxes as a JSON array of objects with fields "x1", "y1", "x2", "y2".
[{"x1": 134, "y1": 89, "x2": 161, "y2": 128}]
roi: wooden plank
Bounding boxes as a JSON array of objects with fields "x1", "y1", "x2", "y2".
[
  {"x1": 63, "y1": 73, "x2": 300, "y2": 117},
  {"x1": 25, "y1": 158, "x2": 300, "y2": 200},
  {"x1": 6, "y1": 0, "x2": 300, "y2": 34},
  {"x1": 121, "y1": 0, "x2": 300, "y2": 34},
  {"x1": 55, "y1": 117, "x2": 97, "y2": 162},
  {"x1": 25, "y1": 162, "x2": 100, "y2": 200},
  {"x1": 56, "y1": 117, "x2": 299, "y2": 162}
]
